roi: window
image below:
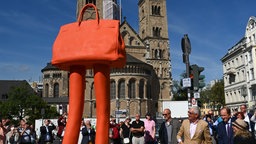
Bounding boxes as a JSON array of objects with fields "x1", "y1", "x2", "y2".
[
  {"x1": 139, "y1": 80, "x2": 144, "y2": 98},
  {"x1": 86, "y1": 0, "x2": 96, "y2": 5},
  {"x1": 153, "y1": 27, "x2": 161, "y2": 37},
  {"x1": 229, "y1": 74, "x2": 235, "y2": 84},
  {"x1": 53, "y1": 73, "x2": 62, "y2": 78},
  {"x1": 250, "y1": 68, "x2": 255, "y2": 80},
  {"x1": 128, "y1": 79, "x2": 136, "y2": 99},
  {"x1": 53, "y1": 83, "x2": 59, "y2": 97},
  {"x1": 248, "y1": 51, "x2": 252, "y2": 62},
  {"x1": 1, "y1": 94, "x2": 8, "y2": 100},
  {"x1": 110, "y1": 81, "x2": 116, "y2": 99},
  {"x1": 90, "y1": 83, "x2": 95, "y2": 99},
  {"x1": 154, "y1": 49, "x2": 158, "y2": 58},
  {"x1": 118, "y1": 80, "x2": 125, "y2": 99},
  {"x1": 147, "y1": 82, "x2": 151, "y2": 99},
  {"x1": 152, "y1": 5, "x2": 161, "y2": 15},
  {"x1": 44, "y1": 74, "x2": 50, "y2": 78}
]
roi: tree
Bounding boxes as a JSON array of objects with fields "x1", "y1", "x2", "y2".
[
  {"x1": 172, "y1": 80, "x2": 187, "y2": 101},
  {"x1": 210, "y1": 79, "x2": 225, "y2": 106},
  {"x1": 200, "y1": 79, "x2": 225, "y2": 111},
  {"x1": 0, "y1": 83, "x2": 58, "y2": 124}
]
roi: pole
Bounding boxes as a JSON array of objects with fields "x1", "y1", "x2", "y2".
[
  {"x1": 62, "y1": 66, "x2": 85, "y2": 144},
  {"x1": 181, "y1": 34, "x2": 192, "y2": 108},
  {"x1": 94, "y1": 64, "x2": 110, "y2": 144},
  {"x1": 186, "y1": 58, "x2": 191, "y2": 107}
]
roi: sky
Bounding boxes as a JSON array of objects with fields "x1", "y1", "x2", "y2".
[{"x1": 0, "y1": 0, "x2": 255, "y2": 84}]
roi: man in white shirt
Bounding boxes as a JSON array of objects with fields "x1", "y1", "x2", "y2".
[
  {"x1": 176, "y1": 106, "x2": 211, "y2": 144},
  {"x1": 240, "y1": 104, "x2": 255, "y2": 135}
]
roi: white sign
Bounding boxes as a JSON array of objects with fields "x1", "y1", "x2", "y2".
[
  {"x1": 194, "y1": 92, "x2": 200, "y2": 99},
  {"x1": 163, "y1": 101, "x2": 188, "y2": 118},
  {"x1": 182, "y1": 78, "x2": 191, "y2": 87}
]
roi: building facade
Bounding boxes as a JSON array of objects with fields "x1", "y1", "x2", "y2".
[
  {"x1": 41, "y1": 0, "x2": 172, "y2": 118},
  {"x1": 221, "y1": 16, "x2": 256, "y2": 110}
]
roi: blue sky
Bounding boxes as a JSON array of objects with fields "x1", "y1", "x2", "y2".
[{"x1": 0, "y1": 0, "x2": 255, "y2": 84}]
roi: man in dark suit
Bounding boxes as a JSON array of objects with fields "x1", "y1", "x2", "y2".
[
  {"x1": 159, "y1": 108, "x2": 181, "y2": 144},
  {"x1": 39, "y1": 119, "x2": 56, "y2": 144},
  {"x1": 217, "y1": 107, "x2": 236, "y2": 144},
  {"x1": 81, "y1": 120, "x2": 96, "y2": 144}
]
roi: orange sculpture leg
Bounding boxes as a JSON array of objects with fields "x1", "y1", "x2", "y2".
[
  {"x1": 94, "y1": 64, "x2": 110, "y2": 144},
  {"x1": 62, "y1": 66, "x2": 85, "y2": 144}
]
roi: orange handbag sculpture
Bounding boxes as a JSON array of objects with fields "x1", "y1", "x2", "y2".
[
  {"x1": 52, "y1": 3, "x2": 126, "y2": 70},
  {"x1": 51, "y1": 3, "x2": 126, "y2": 144}
]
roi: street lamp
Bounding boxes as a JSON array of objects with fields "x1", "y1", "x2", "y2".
[{"x1": 116, "y1": 98, "x2": 120, "y2": 122}]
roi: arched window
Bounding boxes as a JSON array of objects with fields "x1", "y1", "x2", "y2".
[
  {"x1": 53, "y1": 83, "x2": 59, "y2": 98},
  {"x1": 155, "y1": 49, "x2": 158, "y2": 58},
  {"x1": 159, "y1": 50, "x2": 162, "y2": 59},
  {"x1": 90, "y1": 82, "x2": 95, "y2": 100},
  {"x1": 153, "y1": 27, "x2": 156, "y2": 37},
  {"x1": 147, "y1": 82, "x2": 151, "y2": 99},
  {"x1": 118, "y1": 80, "x2": 125, "y2": 99},
  {"x1": 110, "y1": 81, "x2": 116, "y2": 99},
  {"x1": 157, "y1": 6, "x2": 161, "y2": 15},
  {"x1": 139, "y1": 80, "x2": 144, "y2": 98},
  {"x1": 45, "y1": 84, "x2": 49, "y2": 97},
  {"x1": 152, "y1": 6, "x2": 154, "y2": 15},
  {"x1": 154, "y1": 6, "x2": 157, "y2": 15},
  {"x1": 128, "y1": 79, "x2": 136, "y2": 98}
]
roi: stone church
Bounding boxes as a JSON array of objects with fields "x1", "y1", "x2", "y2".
[{"x1": 41, "y1": 0, "x2": 172, "y2": 118}]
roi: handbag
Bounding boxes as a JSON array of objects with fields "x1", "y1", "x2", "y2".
[
  {"x1": 51, "y1": 3, "x2": 126, "y2": 71},
  {"x1": 123, "y1": 131, "x2": 131, "y2": 144},
  {"x1": 123, "y1": 137, "x2": 130, "y2": 144}
]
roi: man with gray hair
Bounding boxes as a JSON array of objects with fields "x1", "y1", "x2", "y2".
[{"x1": 177, "y1": 106, "x2": 212, "y2": 144}]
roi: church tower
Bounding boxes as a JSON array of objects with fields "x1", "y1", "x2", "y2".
[
  {"x1": 77, "y1": 0, "x2": 119, "y2": 20},
  {"x1": 138, "y1": 0, "x2": 172, "y2": 103}
]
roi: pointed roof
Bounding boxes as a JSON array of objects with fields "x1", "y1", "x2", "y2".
[
  {"x1": 126, "y1": 54, "x2": 144, "y2": 64},
  {"x1": 41, "y1": 62, "x2": 59, "y2": 72},
  {"x1": 120, "y1": 18, "x2": 145, "y2": 48}
]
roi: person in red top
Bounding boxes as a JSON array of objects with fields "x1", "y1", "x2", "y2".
[{"x1": 57, "y1": 112, "x2": 67, "y2": 138}]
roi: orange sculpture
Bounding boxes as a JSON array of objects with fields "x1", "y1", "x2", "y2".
[{"x1": 51, "y1": 3, "x2": 125, "y2": 144}]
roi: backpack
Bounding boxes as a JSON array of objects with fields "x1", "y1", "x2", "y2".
[{"x1": 112, "y1": 126, "x2": 119, "y2": 139}]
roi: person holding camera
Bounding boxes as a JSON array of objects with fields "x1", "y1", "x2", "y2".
[
  {"x1": 18, "y1": 119, "x2": 32, "y2": 144},
  {"x1": 203, "y1": 110, "x2": 217, "y2": 144},
  {"x1": 39, "y1": 120, "x2": 56, "y2": 144},
  {"x1": 6, "y1": 124, "x2": 19, "y2": 144}
]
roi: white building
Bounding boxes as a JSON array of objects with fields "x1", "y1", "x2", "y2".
[{"x1": 221, "y1": 16, "x2": 256, "y2": 110}]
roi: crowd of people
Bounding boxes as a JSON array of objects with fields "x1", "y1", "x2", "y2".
[
  {"x1": 0, "y1": 118, "x2": 37, "y2": 144},
  {"x1": 1, "y1": 104, "x2": 256, "y2": 144}
]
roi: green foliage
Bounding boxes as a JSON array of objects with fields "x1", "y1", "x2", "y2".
[
  {"x1": 172, "y1": 80, "x2": 187, "y2": 101},
  {"x1": 0, "y1": 83, "x2": 58, "y2": 124},
  {"x1": 200, "y1": 79, "x2": 225, "y2": 110}
]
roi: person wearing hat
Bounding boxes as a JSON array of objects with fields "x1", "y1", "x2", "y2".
[
  {"x1": 144, "y1": 112, "x2": 156, "y2": 144},
  {"x1": 232, "y1": 119, "x2": 255, "y2": 144}
]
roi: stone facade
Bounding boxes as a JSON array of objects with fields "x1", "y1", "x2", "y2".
[
  {"x1": 221, "y1": 16, "x2": 256, "y2": 110},
  {"x1": 41, "y1": 0, "x2": 172, "y2": 118}
]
